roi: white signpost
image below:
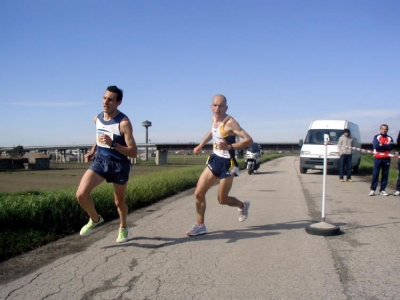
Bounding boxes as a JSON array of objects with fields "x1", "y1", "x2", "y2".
[{"x1": 305, "y1": 134, "x2": 341, "y2": 236}]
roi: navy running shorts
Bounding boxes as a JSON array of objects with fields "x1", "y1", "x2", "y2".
[
  {"x1": 206, "y1": 153, "x2": 239, "y2": 179},
  {"x1": 89, "y1": 154, "x2": 132, "y2": 185}
]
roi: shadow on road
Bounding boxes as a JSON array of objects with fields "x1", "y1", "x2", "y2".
[
  {"x1": 251, "y1": 170, "x2": 282, "y2": 175},
  {"x1": 102, "y1": 220, "x2": 313, "y2": 250}
]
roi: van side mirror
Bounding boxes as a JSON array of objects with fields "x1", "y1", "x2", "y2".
[{"x1": 299, "y1": 139, "x2": 303, "y2": 146}]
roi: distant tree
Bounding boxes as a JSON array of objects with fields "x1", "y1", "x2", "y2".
[
  {"x1": 11, "y1": 145, "x2": 24, "y2": 157},
  {"x1": 10, "y1": 146, "x2": 24, "y2": 169}
]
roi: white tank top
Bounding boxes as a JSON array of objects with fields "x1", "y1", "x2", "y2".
[{"x1": 212, "y1": 115, "x2": 236, "y2": 159}]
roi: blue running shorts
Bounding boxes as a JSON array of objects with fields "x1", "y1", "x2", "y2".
[
  {"x1": 89, "y1": 154, "x2": 132, "y2": 185},
  {"x1": 206, "y1": 153, "x2": 239, "y2": 179}
]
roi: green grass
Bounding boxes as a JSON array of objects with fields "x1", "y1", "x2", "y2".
[
  {"x1": 358, "y1": 152, "x2": 399, "y2": 186},
  {"x1": 358, "y1": 152, "x2": 374, "y2": 175},
  {"x1": 0, "y1": 153, "x2": 283, "y2": 262}
]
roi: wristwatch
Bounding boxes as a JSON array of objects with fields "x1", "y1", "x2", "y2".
[{"x1": 110, "y1": 141, "x2": 117, "y2": 149}]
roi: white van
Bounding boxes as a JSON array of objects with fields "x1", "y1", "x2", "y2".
[{"x1": 299, "y1": 120, "x2": 361, "y2": 174}]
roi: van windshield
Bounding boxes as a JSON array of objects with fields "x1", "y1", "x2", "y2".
[{"x1": 304, "y1": 129, "x2": 343, "y2": 145}]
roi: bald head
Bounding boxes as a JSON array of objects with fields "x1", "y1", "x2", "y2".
[
  {"x1": 211, "y1": 94, "x2": 228, "y2": 117},
  {"x1": 212, "y1": 94, "x2": 227, "y2": 105}
]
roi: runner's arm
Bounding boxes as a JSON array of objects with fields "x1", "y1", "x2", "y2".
[
  {"x1": 224, "y1": 118, "x2": 253, "y2": 150},
  {"x1": 194, "y1": 130, "x2": 212, "y2": 154},
  {"x1": 85, "y1": 116, "x2": 98, "y2": 162},
  {"x1": 113, "y1": 117, "x2": 138, "y2": 158}
]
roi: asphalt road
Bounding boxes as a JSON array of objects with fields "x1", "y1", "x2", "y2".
[{"x1": 1, "y1": 156, "x2": 400, "y2": 300}]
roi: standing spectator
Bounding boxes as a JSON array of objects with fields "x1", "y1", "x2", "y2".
[
  {"x1": 393, "y1": 131, "x2": 400, "y2": 196},
  {"x1": 369, "y1": 124, "x2": 394, "y2": 196},
  {"x1": 338, "y1": 129, "x2": 354, "y2": 182}
]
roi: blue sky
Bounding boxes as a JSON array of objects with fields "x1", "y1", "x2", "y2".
[{"x1": 1, "y1": 0, "x2": 399, "y2": 148}]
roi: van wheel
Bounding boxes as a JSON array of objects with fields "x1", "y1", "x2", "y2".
[
  {"x1": 353, "y1": 159, "x2": 360, "y2": 174},
  {"x1": 300, "y1": 167, "x2": 308, "y2": 174}
]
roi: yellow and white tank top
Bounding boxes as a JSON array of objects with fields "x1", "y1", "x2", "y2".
[{"x1": 212, "y1": 115, "x2": 236, "y2": 159}]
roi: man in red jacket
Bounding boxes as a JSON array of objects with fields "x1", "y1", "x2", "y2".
[{"x1": 369, "y1": 124, "x2": 394, "y2": 196}]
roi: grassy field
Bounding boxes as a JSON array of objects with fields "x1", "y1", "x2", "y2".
[{"x1": 0, "y1": 154, "x2": 210, "y2": 193}]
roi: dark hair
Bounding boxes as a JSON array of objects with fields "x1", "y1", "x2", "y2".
[
  {"x1": 380, "y1": 124, "x2": 389, "y2": 131},
  {"x1": 107, "y1": 86, "x2": 123, "y2": 102},
  {"x1": 344, "y1": 129, "x2": 350, "y2": 134}
]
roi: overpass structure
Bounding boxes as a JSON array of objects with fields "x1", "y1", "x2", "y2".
[
  {"x1": 1, "y1": 143, "x2": 156, "y2": 164},
  {"x1": 1, "y1": 142, "x2": 374, "y2": 164}
]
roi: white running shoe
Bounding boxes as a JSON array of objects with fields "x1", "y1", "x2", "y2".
[
  {"x1": 238, "y1": 201, "x2": 250, "y2": 222},
  {"x1": 368, "y1": 190, "x2": 375, "y2": 196},
  {"x1": 393, "y1": 191, "x2": 400, "y2": 196},
  {"x1": 380, "y1": 190, "x2": 389, "y2": 196},
  {"x1": 186, "y1": 223, "x2": 207, "y2": 236}
]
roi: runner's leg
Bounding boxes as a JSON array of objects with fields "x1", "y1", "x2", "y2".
[
  {"x1": 194, "y1": 167, "x2": 217, "y2": 224},
  {"x1": 76, "y1": 169, "x2": 104, "y2": 222},
  {"x1": 113, "y1": 183, "x2": 129, "y2": 228},
  {"x1": 218, "y1": 175, "x2": 243, "y2": 208}
]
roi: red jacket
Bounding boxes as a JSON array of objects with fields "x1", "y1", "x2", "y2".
[{"x1": 373, "y1": 134, "x2": 394, "y2": 158}]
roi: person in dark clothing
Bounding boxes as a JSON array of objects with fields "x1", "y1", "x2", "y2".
[
  {"x1": 393, "y1": 131, "x2": 400, "y2": 196},
  {"x1": 369, "y1": 124, "x2": 394, "y2": 196}
]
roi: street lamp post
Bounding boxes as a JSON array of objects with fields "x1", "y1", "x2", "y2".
[{"x1": 142, "y1": 120, "x2": 152, "y2": 161}]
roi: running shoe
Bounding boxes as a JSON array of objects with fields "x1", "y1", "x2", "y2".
[
  {"x1": 347, "y1": 179, "x2": 353, "y2": 182},
  {"x1": 339, "y1": 179, "x2": 345, "y2": 182},
  {"x1": 393, "y1": 191, "x2": 400, "y2": 196},
  {"x1": 186, "y1": 223, "x2": 207, "y2": 236},
  {"x1": 116, "y1": 226, "x2": 130, "y2": 243},
  {"x1": 380, "y1": 190, "x2": 389, "y2": 196},
  {"x1": 368, "y1": 190, "x2": 375, "y2": 196},
  {"x1": 238, "y1": 201, "x2": 250, "y2": 222},
  {"x1": 80, "y1": 215, "x2": 104, "y2": 236}
]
